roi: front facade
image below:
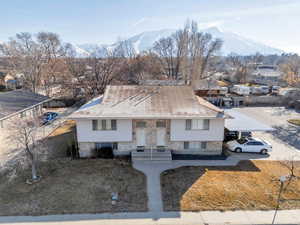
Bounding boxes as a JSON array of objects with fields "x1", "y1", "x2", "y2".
[{"x1": 70, "y1": 85, "x2": 226, "y2": 158}]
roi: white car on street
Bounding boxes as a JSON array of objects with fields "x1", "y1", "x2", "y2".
[{"x1": 226, "y1": 137, "x2": 272, "y2": 154}]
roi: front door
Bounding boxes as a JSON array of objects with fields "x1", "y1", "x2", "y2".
[
  {"x1": 156, "y1": 128, "x2": 166, "y2": 146},
  {"x1": 136, "y1": 128, "x2": 146, "y2": 147}
]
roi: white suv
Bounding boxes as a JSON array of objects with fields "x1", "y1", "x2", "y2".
[{"x1": 227, "y1": 137, "x2": 272, "y2": 154}]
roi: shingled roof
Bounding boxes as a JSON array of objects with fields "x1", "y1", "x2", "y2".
[
  {"x1": 70, "y1": 85, "x2": 225, "y2": 119},
  {"x1": 0, "y1": 90, "x2": 50, "y2": 120}
]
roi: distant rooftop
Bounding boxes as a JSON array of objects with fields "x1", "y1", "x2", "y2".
[
  {"x1": 139, "y1": 79, "x2": 186, "y2": 86},
  {"x1": 70, "y1": 85, "x2": 225, "y2": 119},
  {"x1": 0, "y1": 90, "x2": 50, "y2": 120}
]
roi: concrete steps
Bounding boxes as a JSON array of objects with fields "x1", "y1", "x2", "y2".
[{"x1": 132, "y1": 150, "x2": 172, "y2": 161}]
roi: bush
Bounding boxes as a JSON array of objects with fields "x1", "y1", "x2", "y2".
[{"x1": 0, "y1": 85, "x2": 6, "y2": 91}]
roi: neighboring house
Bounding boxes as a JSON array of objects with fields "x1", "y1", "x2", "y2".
[
  {"x1": 3, "y1": 73, "x2": 24, "y2": 89},
  {"x1": 251, "y1": 65, "x2": 283, "y2": 85},
  {"x1": 70, "y1": 85, "x2": 227, "y2": 160},
  {"x1": 0, "y1": 90, "x2": 50, "y2": 129}
]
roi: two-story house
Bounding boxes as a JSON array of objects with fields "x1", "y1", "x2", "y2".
[{"x1": 70, "y1": 85, "x2": 227, "y2": 160}]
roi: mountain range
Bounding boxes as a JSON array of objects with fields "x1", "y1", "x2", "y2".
[{"x1": 74, "y1": 27, "x2": 284, "y2": 56}]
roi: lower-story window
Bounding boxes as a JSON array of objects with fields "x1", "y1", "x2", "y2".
[
  {"x1": 95, "y1": 142, "x2": 118, "y2": 150},
  {"x1": 183, "y1": 141, "x2": 207, "y2": 150}
]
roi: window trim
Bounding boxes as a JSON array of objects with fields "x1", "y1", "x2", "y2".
[
  {"x1": 136, "y1": 121, "x2": 147, "y2": 128},
  {"x1": 92, "y1": 119, "x2": 117, "y2": 131},
  {"x1": 186, "y1": 119, "x2": 210, "y2": 130}
]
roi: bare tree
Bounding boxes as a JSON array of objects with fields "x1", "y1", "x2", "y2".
[
  {"x1": 63, "y1": 43, "x2": 89, "y2": 98},
  {"x1": 37, "y1": 32, "x2": 66, "y2": 96},
  {"x1": 152, "y1": 20, "x2": 222, "y2": 83},
  {"x1": 0, "y1": 33, "x2": 43, "y2": 93},
  {"x1": 279, "y1": 54, "x2": 300, "y2": 86},
  {"x1": 226, "y1": 54, "x2": 250, "y2": 83},
  {"x1": 9, "y1": 118, "x2": 41, "y2": 181}
]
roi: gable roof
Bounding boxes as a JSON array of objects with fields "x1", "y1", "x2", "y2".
[
  {"x1": 0, "y1": 90, "x2": 50, "y2": 120},
  {"x1": 70, "y1": 85, "x2": 225, "y2": 119}
]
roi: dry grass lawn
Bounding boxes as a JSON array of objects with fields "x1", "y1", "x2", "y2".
[
  {"x1": 49, "y1": 120, "x2": 76, "y2": 137},
  {"x1": 0, "y1": 159, "x2": 147, "y2": 216},
  {"x1": 161, "y1": 160, "x2": 300, "y2": 211}
]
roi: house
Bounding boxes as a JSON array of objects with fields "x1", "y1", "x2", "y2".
[
  {"x1": 192, "y1": 79, "x2": 222, "y2": 97},
  {"x1": 251, "y1": 65, "x2": 283, "y2": 85},
  {"x1": 69, "y1": 85, "x2": 227, "y2": 160},
  {"x1": 0, "y1": 90, "x2": 50, "y2": 129}
]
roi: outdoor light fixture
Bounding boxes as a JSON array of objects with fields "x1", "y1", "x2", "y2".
[{"x1": 272, "y1": 175, "x2": 288, "y2": 224}]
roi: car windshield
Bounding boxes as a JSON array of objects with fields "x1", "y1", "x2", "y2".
[{"x1": 237, "y1": 138, "x2": 247, "y2": 144}]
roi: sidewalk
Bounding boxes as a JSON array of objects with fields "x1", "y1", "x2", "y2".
[{"x1": 0, "y1": 210, "x2": 299, "y2": 225}]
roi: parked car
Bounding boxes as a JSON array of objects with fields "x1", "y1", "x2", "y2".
[
  {"x1": 271, "y1": 86, "x2": 280, "y2": 95},
  {"x1": 231, "y1": 85, "x2": 251, "y2": 96},
  {"x1": 226, "y1": 137, "x2": 272, "y2": 154},
  {"x1": 41, "y1": 112, "x2": 58, "y2": 125},
  {"x1": 219, "y1": 87, "x2": 228, "y2": 95}
]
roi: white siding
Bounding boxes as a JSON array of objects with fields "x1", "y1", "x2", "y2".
[
  {"x1": 170, "y1": 119, "x2": 224, "y2": 141},
  {"x1": 76, "y1": 119, "x2": 132, "y2": 142}
]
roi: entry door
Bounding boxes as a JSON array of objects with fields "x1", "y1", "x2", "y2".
[
  {"x1": 136, "y1": 128, "x2": 146, "y2": 147},
  {"x1": 156, "y1": 128, "x2": 166, "y2": 146}
]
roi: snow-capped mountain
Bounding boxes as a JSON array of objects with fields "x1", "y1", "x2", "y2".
[{"x1": 74, "y1": 27, "x2": 284, "y2": 56}]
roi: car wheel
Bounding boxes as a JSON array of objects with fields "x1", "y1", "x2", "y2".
[
  {"x1": 235, "y1": 147, "x2": 242, "y2": 153},
  {"x1": 260, "y1": 149, "x2": 267, "y2": 155}
]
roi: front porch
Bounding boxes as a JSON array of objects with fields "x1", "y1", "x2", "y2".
[
  {"x1": 131, "y1": 149, "x2": 172, "y2": 161},
  {"x1": 131, "y1": 147, "x2": 227, "y2": 161}
]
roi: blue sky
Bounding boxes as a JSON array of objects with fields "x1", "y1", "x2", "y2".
[{"x1": 1, "y1": 0, "x2": 300, "y2": 53}]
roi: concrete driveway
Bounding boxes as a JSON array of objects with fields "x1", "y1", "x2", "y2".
[{"x1": 231, "y1": 106, "x2": 300, "y2": 160}]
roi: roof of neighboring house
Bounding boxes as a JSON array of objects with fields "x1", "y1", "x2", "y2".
[
  {"x1": 192, "y1": 79, "x2": 221, "y2": 90},
  {"x1": 0, "y1": 90, "x2": 50, "y2": 120},
  {"x1": 70, "y1": 85, "x2": 226, "y2": 119}
]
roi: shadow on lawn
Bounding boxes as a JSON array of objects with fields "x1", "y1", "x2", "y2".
[{"x1": 160, "y1": 160, "x2": 260, "y2": 212}]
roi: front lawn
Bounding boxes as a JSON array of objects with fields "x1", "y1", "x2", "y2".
[
  {"x1": 161, "y1": 161, "x2": 300, "y2": 211},
  {"x1": 0, "y1": 159, "x2": 147, "y2": 215}
]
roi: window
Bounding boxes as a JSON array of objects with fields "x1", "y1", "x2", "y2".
[
  {"x1": 252, "y1": 141, "x2": 264, "y2": 146},
  {"x1": 92, "y1": 120, "x2": 117, "y2": 130},
  {"x1": 201, "y1": 142, "x2": 207, "y2": 149},
  {"x1": 95, "y1": 142, "x2": 118, "y2": 150},
  {"x1": 156, "y1": 120, "x2": 166, "y2": 128},
  {"x1": 246, "y1": 142, "x2": 255, "y2": 145},
  {"x1": 136, "y1": 121, "x2": 147, "y2": 128},
  {"x1": 184, "y1": 142, "x2": 189, "y2": 149},
  {"x1": 186, "y1": 119, "x2": 210, "y2": 130}
]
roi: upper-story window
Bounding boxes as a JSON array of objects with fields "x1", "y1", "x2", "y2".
[
  {"x1": 92, "y1": 119, "x2": 117, "y2": 130},
  {"x1": 185, "y1": 119, "x2": 210, "y2": 130},
  {"x1": 136, "y1": 121, "x2": 147, "y2": 128},
  {"x1": 156, "y1": 120, "x2": 166, "y2": 128}
]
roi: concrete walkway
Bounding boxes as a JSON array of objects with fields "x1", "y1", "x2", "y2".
[
  {"x1": 0, "y1": 210, "x2": 299, "y2": 225},
  {"x1": 132, "y1": 158, "x2": 243, "y2": 216}
]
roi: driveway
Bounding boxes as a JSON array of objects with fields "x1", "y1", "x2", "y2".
[{"x1": 231, "y1": 106, "x2": 300, "y2": 160}]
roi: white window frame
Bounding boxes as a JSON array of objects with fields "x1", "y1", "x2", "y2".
[{"x1": 92, "y1": 119, "x2": 117, "y2": 131}]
